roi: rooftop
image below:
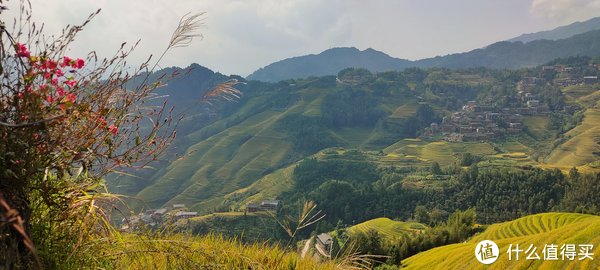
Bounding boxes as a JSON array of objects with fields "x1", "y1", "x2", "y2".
[
  {"x1": 175, "y1": 211, "x2": 198, "y2": 217},
  {"x1": 317, "y1": 233, "x2": 333, "y2": 245}
]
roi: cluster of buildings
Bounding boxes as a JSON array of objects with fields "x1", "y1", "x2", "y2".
[
  {"x1": 423, "y1": 62, "x2": 600, "y2": 142},
  {"x1": 518, "y1": 64, "x2": 598, "y2": 89},
  {"x1": 245, "y1": 200, "x2": 281, "y2": 213},
  {"x1": 120, "y1": 204, "x2": 198, "y2": 231},
  {"x1": 424, "y1": 61, "x2": 600, "y2": 142},
  {"x1": 426, "y1": 90, "x2": 549, "y2": 142}
]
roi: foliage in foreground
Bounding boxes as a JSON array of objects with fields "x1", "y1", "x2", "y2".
[
  {"x1": 24, "y1": 184, "x2": 360, "y2": 269},
  {"x1": 51, "y1": 232, "x2": 342, "y2": 270}
]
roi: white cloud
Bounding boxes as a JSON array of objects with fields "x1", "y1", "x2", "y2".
[
  {"x1": 530, "y1": 0, "x2": 600, "y2": 22},
  {"x1": 4, "y1": 1, "x2": 598, "y2": 76},
  {"x1": 2, "y1": 0, "x2": 353, "y2": 76}
]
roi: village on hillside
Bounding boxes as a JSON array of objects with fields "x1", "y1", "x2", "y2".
[
  {"x1": 424, "y1": 64, "x2": 598, "y2": 142},
  {"x1": 120, "y1": 204, "x2": 199, "y2": 231},
  {"x1": 120, "y1": 199, "x2": 282, "y2": 232}
]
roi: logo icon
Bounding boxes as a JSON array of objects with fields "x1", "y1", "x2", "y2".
[{"x1": 475, "y1": 240, "x2": 499, "y2": 264}]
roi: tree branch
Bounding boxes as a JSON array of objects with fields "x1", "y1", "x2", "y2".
[{"x1": 0, "y1": 114, "x2": 65, "y2": 128}]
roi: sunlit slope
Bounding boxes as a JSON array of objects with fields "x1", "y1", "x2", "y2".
[
  {"x1": 134, "y1": 83, "x2": 415, "y2": 213},
  {"x1": 546, "y1": 103, "x2": 600, "y2": 168},
  {"x1": 402, "y1": 213, "x2": 600, "y2": 270},
  {"x1": 384, "y1": 139, "x2": 507, "y2": 166},
  {"x1": 222, "y1": 165, "x2": 296, "y2": 210},
  {"x1": 108, "y1": 233, "x2": 339, "y2": 269},
  {"x1": 348, "y1": 218, "x2": 427, "y2": 241},
  {"x1": 546, "y1": 88, "x2": 600, "y2": 172},
  {"x1": 135, "y1": 96, "x2": 301, "y2": 211}
]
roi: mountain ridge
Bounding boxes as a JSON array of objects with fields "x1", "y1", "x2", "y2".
[
  {"x1": 247, "y1": 47, "x2": 412, "y2": 82},
  {"x1": 247, "y1": 28, "x2": 600, "y2": 82},
  {"x1": 508, "y1": 16, "x2": 600, "y2": 43}
]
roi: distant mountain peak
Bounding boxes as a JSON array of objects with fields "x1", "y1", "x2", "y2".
[
  {"x1": 508, "y1": 16, "x2": 600, "y2": 43},
  {"x1": 246, "y1": 27, "x2": 600, "y2": 82},
  {"x1": 246, "y1": 47, "x2": 411, "y2": 82}
]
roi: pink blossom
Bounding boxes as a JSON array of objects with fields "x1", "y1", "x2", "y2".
[
  {"x1": 65, "y1": 79, "x2": 77, "y2": 87},
  {"x1": 48, "y1": 60, "x2": 57, "y2": 70},
  {"x1": 62, "y1": 56, "x2": 72, "y2": 67},
  {"x1": 74, "y1": 58, "x2": 85, "y2": 69},
  {"x1": 99, "y1": 117, "x2": 107, "y2": 127},
  {"x1": 65, "y1": 93, "x2": 76, "y2": 103},
  {"x1": 108, "y1": 124, "x2": 118, "y2": 136},
  {"x1": 41, "y1": 60, "x2": 57, "y2": 70},
  {"x1": 56, "y1": 87, "x2": 66, "y2": 97},
  {"x1": 54, "y1": 68, "x2": 64, "y2": 77},
  {"x1": 15, "y1": 43, "x2": 30, "y2": 58}
]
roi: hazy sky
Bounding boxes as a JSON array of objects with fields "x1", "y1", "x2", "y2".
[{"x1": 5, "y1": 0, "x2": 600, "y2": 76}]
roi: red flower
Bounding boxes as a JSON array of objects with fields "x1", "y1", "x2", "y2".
[
  {"x1": 15, "y1": 43, "x2": 30, "y2": 58},
  {"x1": 108, "y1": 124, "x2": 118, "y2": 136},
  {"x1": 41, "y1": 59, "x2": 57, "y2": 70},
  {"x1": 55, "y1": 68, "x2": 64, "y2": 77},
  {"x1": 46, "y1": 95, "x2": 56, "y2": 103},
  {"x1": 61, "y1": 56, "x2": 72, "y2": 67},
  {"x1": 47, "y1": 60, "x2": 58, "y2": 70},
  {"x1": 65, "y1": 79, "x2": 77, "y2": 87},
  {"x1": 99, "y1": 117, "x2": 107, "y2": 127},
  {"x1": 74, "y1": 58, "x2": 85, "y2": 69},
  {"x1": 65, "y1": 93, "x2": 76, "y2": 103},
  {"x1": 56, "y1": 87, "x2": 65, "y2": 97},
  {"x1": 51, "y1": 78, "x2": 59, "y2": 86}
]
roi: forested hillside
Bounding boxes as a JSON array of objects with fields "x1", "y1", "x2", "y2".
[{"x1": 120, "y1": 57, "x2": 600, "y2": 219}]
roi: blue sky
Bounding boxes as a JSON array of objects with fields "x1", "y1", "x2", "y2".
[{"x1": 5, "y1": 0, "x2": 600, "y2": 76}]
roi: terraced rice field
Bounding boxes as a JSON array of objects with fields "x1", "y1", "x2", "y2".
[
  {"x1": 402, "y1": 213, "x2": 600, "y2": 270},
  {"x1": 421, "y1": 142, "x2": 455, "y2": 166},
  {"x1": 562, "y1": 85, "x2": 597, "y2": 100},
  {"x1": 500, "y1": 141, "x2": 530, "y2": 153},
  {"x1": 523, "y1": 116, "x2": 552, "y2": 139},
  {"x1": 385, "y1": 139, "x2": 497, "y2": 166},
  {"x1": 348, "y1": 218, "x2": 427, "y2": 241},
  {"x1": 546, "y1": 100, "x2": 600, "y2": 169},
  {"x1": 391, "y1": 103, "x2": 418, "y2": 118}
]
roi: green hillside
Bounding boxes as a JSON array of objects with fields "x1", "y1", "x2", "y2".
[
  {"x1": 132, "y1": 73, "x2": 440, "y2": 213},
  {"x1": 545, "y1": 85, "x2": 600, "y2": 172},
  {"x1": 223, "y1": 165, "x2": 296, "y2": 210},
  {"x1": 402, "y1": 213, "x2": 600, "y2": 269},
  {"x1": 384, "y1": 139, "x2": 498, "y2": 166},
  {"x1": 122, "y1": 62, "x2": 600, "y2": 218},
  {"x1": 348, "y1": 218, "x2": 427, "y2": 241}
]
